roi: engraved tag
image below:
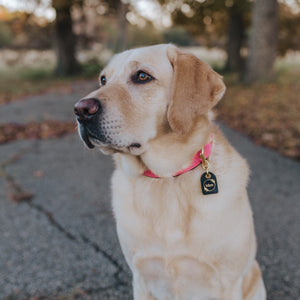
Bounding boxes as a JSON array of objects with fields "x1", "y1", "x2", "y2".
[{"x1": 201, "y1": 172, "x2": 218, "y2": 195}]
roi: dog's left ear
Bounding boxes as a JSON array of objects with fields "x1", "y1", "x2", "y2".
[{"x1": 167, "y1": 46, "x2": 226, "y2": 134}]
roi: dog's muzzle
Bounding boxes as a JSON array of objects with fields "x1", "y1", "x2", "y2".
[{"x1": 74, "y1": 97, "x2": 142, "y2": 152}]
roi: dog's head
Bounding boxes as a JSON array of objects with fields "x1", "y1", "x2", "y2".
[{"x1": 74, "y1": 44, "x2": 225, "y2": 155}]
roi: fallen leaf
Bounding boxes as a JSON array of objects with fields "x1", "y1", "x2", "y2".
[{"x1": 33, "y1": 170, "x2": 44, "y2": 178}]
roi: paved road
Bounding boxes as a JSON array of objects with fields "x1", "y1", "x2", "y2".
[{"x1": 0, "y1": 82, "x2": 299, "y2": 299}]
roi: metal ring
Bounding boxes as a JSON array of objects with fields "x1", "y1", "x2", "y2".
[{"x1": 205, "y1": 173, "x2": 211, "y2": 179}]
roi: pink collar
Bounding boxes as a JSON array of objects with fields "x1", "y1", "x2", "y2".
[{"x1": 143, "y1": 136, "x2": 213, "y2": 178}]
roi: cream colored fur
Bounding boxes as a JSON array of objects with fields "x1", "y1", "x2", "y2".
[{"x1": 79, "y1": 44, "x2": 266, "y2": 299}]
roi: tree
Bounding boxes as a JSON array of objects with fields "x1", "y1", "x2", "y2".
[
  {"x1": 278, "y1": 1, "x2": 300, "y2": 55},
  {"x1": 104, "y1": 0, "x2": 129, "y2": 52},
  {"x1": 52, "y1": 0, "x2": 81, "y2": 76},
  {"x1": 115, "y1": 0, "x2": 128, "y2": 52},
  {"x1": 224, "y1": 1, "x2": 251, "y2": 72},
  {"x1": 165, "y1": 0, "x2": 251, "y2": 72},
  {"x1": 243, "y1": 0, "x2": 278, "y2": 83}
]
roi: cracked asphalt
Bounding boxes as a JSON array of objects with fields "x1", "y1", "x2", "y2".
[{"x1": 0, "y1": 81, "x2": 299, "y2": 300}]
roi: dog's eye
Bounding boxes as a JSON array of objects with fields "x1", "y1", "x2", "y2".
[
  {"x1": 132, "y1": 71, "x2": 154, "y2": 84},
  {"x1": 100, "y1": 75, "x2": 107, "y2": 86}
]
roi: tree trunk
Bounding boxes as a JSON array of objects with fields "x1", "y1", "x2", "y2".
[
  {"x1": 224, "y1": 9, "x2": 244, "y2": 72},
  {"x1": 114, "y1": 0, "x2": 128, "y2": 52},
  {"x1": 243, "y1": 0, "x2": 278, "y2": 83},
  {"x1": 53, "y1": 0, "x2": 80, "y2": 76}
]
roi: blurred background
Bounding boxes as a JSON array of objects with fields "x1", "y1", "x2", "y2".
[
  {"x1": 0, "y1": 0, "x2": 299, "y2": 157},
  {"x1": 0, "y1": 1, "x2": 299, "y2": 299}
]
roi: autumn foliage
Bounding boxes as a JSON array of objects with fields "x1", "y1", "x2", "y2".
[{"x1": 0, "y1": 121, "x2": 76, "y2": 144}]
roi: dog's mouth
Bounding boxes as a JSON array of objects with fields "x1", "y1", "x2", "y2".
[
  {"x1": 79, "y1": 125, "x2": 95, "y2": 149},
  {"x1": 78, "y1": 123, "x2": 142, "y2": 153}
]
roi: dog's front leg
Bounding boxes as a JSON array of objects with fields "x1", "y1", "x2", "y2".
[
  {"x1": 222, "y1": 260, "x2": 266, "y2": 300},
  {"x1": 222, "y1": 278, "x2": 243, "y2": 300},
  {"x1": 133, "y1": 274, "x2": 156, "y2": 300}
]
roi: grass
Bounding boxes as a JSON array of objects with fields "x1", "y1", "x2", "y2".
[{"x1": 0, "y1": 61, "x2": 102, "y2": 104}]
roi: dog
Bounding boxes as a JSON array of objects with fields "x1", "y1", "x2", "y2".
[{"x1": 74, "y1": 44, "x2": 266, "y2": 300}]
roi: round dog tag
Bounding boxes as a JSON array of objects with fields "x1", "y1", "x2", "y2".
[{"x1": 201, "y1": 172, "x2": 218, "y2": 195}]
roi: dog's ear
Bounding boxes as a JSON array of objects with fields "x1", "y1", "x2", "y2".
[{"x1": 167, "y1": 46, "x2": 226, "y2": 134}]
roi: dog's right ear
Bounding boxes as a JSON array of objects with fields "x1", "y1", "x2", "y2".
[{"x1": 166, "y1": 45, "x2": 226, "y2": 134}]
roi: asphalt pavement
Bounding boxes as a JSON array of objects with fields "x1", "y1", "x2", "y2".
[{"x1": 0, "y1": 81, "x2": 299, "y2": 299}]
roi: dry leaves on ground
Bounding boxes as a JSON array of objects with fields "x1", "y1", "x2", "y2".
[
  {"x1": 0, "y1": 121, "x2": 76, "y2": 144},
  {"x1": 216, "y1": 79, "x2": 300, "y2": 160}
]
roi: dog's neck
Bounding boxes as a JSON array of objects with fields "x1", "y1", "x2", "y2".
[{"x1": 115, "y1": 119, "x2": 212, "y2": 178}]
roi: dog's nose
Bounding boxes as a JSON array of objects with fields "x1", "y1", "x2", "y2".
[{"x1": 74, "y1": 98, "x2": 101, "y2": 121}]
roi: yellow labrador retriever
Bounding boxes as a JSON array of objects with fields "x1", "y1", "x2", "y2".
[{"x1": 74, "y1": 44, "x2": 266, "y2": 300}]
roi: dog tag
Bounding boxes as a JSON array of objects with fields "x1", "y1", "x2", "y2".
[{"x1": 201, "y1": 172, "x2": 218, "y2": 195}]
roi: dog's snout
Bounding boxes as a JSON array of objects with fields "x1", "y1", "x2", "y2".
[{"x1": 74, "y1": 98, "x2": 101, "y2": 121}]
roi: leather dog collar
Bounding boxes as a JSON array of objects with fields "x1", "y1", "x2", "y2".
[{"x1": 143, "y1": 135, "x2": 213, "y2": 178}]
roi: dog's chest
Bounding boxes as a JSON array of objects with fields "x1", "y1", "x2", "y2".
[
  {"x1": 111, "y1": 169, "x2": 227, "y2": 258},
  {"x1": 112, "y1": 171, "x2": 223, "y2": 299},
  {"x1": 114, "y1": 172, "x2": 193, "y2": 239}
]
